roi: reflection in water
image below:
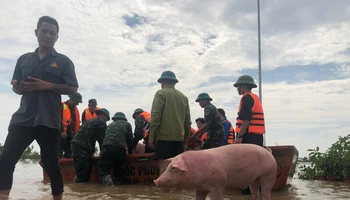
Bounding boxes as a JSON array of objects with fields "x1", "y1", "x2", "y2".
[{"x1": 9, "y1": 161, "x2": 350, "y2": 200}]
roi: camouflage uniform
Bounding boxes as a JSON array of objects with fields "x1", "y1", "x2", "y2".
[
  {"x1": 71, "y1": 117, "x2": 107, "y2": 182},
  {"x1": 59, "y1": 102, "x2": 77, "y2": 158},
  {"x1": 98, "y1": 119, "x2": 134, "y2": 184},
  {"x1": 133, "y1": 115, "x2": 153, "y2": 153},
  {"x1": 201, "y1": 104, "x2": 225, "y2": 149}
]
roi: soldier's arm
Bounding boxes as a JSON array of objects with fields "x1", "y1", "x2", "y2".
[
  {"x1": 133, "y1": 116, "x2": 144, "y2": 147},
  {"x1": 126, "y1": 123, "x2": 134, "y2": 154},
  {"x1": 97, "y1": 123, "x2": 107, "y2": 150},
  {"x1": 195, "y1": 107, "x2": 210, "y2": 137},
  {"x1": 149, "y1": 91, "x2": 164, "y2": 141},
  {"x1": 183, "y1": 98, "x2": 192, "y2": 142},
  {"x1": 81, "y1": 110, "x2": 86, "y2": 124},
  {"x1": 238, "y1": 95, "x2": 254, "y2": 135}
]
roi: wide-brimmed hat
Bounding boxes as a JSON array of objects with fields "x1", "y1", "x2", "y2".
[
  {"x1": 96, "y1": 108, "x2": 110, "y2": 121},
  {"x1": 112, "y1": 112, "x2": 127, "y2": 121},
  {"x1": 132, "y1": 108, "x2": 144, "y2": 119},
  {"x1": 233, "y1": 75, "x2": 257, "y2": 88},
  {"x1": 88, "y1": 99, "x2": 97, "y2": 105},
  {"x1": 68, "y1": 93, "x2": 82, "y2": 103},
  {"x1": 157, "y1": 70, "x2": 179, "y2": 83},
  {"x1": 195, "y1": 93, "x2": 213, "y2": 102}
]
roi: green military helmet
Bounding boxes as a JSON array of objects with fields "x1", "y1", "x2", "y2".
[
  {"x1": 112, "y1": 112, "x2": 127, "y2": 121},
  {"x1": 233, "y1": 75, "x2": 257, "y2": 88},
  {"x1": 96, "y1": 108, "x2": 110, "y2": 121},
  {"x1": 132, "y1": 108, "x2": 144, "y2": 119},
  {"x1": 157, "y1": 70, "x2": 179, "y2": 83},
  {"x1": 195, "y1": 93, "x2": 213, "y2": 102},
  {"x1": 68, "y1": 93, "x2": 83, "y2": 103},
  {"x1": 88, "y1": 98, "x2": 97, "y2": 105}
]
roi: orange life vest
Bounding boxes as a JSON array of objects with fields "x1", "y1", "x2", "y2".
[
  {"x1": 62, "y1": 102, "x2": 80, "y2": 133},
  {"x1": 223, "y1": 119, "x2": 235, "y2": 144},
  {"x1": 235, "y1": 92, "x2": 265, "y2": 135},
  {"x1": 190, "y1": 127, "x2": 197, "y2": 136},
  {"x1": 186, "y1": 128, "x2": 207, "y2": 148},
  {"x1": 201, "y1": 132, "x2": 207, "y2": 141},
  {"x1": 138, "y1": 111, "x2": 151, "y2": 139},
  {"x1": 84, "y1": 107, "x2": 100, "y2": 121},
  {"x1": 188, "y1": 127, "x2": 206, "y2": 140}
]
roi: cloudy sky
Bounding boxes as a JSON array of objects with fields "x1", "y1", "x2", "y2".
[{"x1": 0, "y1": 0, "x2": 349, "y2": 157}]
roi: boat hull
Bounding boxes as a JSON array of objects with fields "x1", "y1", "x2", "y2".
[{"x1": 41, "y1": 145, "x2": 298, "y2": 190}]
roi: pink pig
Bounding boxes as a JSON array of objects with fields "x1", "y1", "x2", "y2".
[{"x1": 153, "y1": 144, "x2": 277, "y2": 200}]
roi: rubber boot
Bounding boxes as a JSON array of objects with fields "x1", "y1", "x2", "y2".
[{"x1": 101, "y1": 175, "x2": 114, "y2": 186}]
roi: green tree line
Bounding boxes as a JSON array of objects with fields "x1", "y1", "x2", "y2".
[{"x1": 0, "y1": 143, "x2": 40, "y2": 160}]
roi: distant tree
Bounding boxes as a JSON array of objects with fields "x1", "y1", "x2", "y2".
[
  {"x1": 20, "y1": 145, "x2": 40, "y2": 160},
  {"x1": 302, "y1": 157, "x2": 309, "y2": 162}
]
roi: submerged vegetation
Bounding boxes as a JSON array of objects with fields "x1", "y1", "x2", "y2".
[{"x1": 298, "y1": 134, "x2": 350, "y2": 181}]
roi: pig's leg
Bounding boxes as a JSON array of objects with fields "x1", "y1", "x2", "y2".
[
  {"x1": 209, "y1": 188, "x2": 224, "y2": 200},
  {"x1": 248, "y1": 179, "x2": 260, "y2": 200},
  {"x1": 195, "y1": 190, "x2": 208, "y2": 200},
  {"x1": 259, "y1": 174, "x2": 275, "y2": 200}
]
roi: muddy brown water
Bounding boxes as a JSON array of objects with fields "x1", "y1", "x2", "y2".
[{"x1": 8, "y1": 160, "x2": 350, "y2": 200}]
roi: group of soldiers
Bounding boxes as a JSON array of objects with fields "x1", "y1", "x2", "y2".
[
  {"x1": 61, "y1": 70, "x2": 265, "y2": 189},
  {"x1": 0, "y1": 16, "x2": 266, "y2": 199},
  {"x1": 59, "y1": 96, "x2": 154, "y2": 186}
]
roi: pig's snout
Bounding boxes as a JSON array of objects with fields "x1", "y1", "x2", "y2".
[{"x1": 154, "y1": 179, "x2": 160, "y2": 188}]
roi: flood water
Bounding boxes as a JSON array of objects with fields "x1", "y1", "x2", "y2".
[{"x1": 8, "y1": 160, "x2": 350, "y2": 200}]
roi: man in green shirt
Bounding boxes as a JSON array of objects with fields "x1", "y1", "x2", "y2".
[{"x1": 148, "y1": 70, "x2": 191, "y2": 175}]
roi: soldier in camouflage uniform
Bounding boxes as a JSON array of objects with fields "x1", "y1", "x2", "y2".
[
  {"x1": 71, "y1": 108, "x2": 110, "y2": 183},
  {"x1": 189, "y1": 93, "x2": 225, "y2": 149},
  {"x1": 99, "y1": 112, "x2": 134, "y2": 186},
  {"x1": 132, "y1": 108, "x2": 154, "y2": 153}
]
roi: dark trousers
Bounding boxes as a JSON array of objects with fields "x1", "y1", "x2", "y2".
[
  {"x1": 154, "y1": 140, "x2": 184, "y2": 159},
  {"x1": 241, "y1": 133, "x2": 264, "y2": 195},
  {"x1": 59, "y1": 135, "x2": 73, "y2": 158},
  {"x1": 98, "y1": 146, "x2": 126, "y2": 180},
  {"x1": 242, "y1": 133, "x2": 264, "y2": 147},
  {"x1": 71, "y1": 143, "x2": 93, "y2": 182},
  {"x1": 0, "y1": 125, "x2": 63, "y2": 196}
]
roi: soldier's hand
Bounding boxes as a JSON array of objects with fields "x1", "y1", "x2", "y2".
[
  {"x1": 195, "y1": 134, "x2": 202, "y2": 141},
  {"x1": 189, "y1": 133, "x2": 197, "y2": 140},
  {"x1": 60, "y1": 132, "x2": 68, "y2": 140},
  {"x1": 148, "y1": 139, "x2": 155, "y2": 149},
  {"x1": 11, "y1": 80, "x2": 26, "y2": 94}
]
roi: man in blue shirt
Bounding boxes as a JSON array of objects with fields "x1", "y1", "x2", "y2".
[{"x1": 217, "y1": 108, "x2": 234, "y2": 145}]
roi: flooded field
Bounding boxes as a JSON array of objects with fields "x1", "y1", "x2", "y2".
[{"x1": 8, "y1": 161, "x2": 350, "y2": 200}]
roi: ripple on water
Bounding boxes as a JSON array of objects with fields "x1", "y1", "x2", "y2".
[{"x1": 8, "y1": 162, "x2": 350, "y2": 200}]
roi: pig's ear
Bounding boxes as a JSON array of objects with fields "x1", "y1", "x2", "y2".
[{"x1": 172, "y1": 159, "x2": 188, "y2": 172}]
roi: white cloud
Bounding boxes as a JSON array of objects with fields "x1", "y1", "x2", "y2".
[{"x1": 0, "y1": 0, "x2": 349, "y2": 158}]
